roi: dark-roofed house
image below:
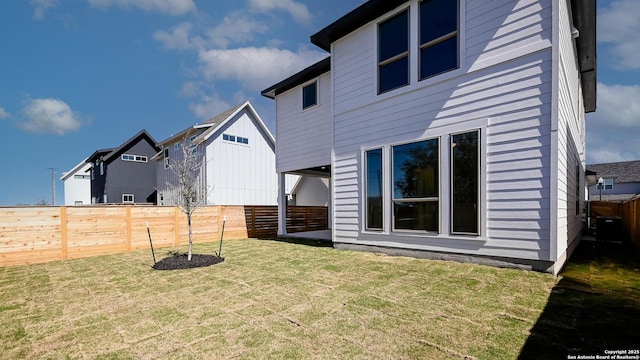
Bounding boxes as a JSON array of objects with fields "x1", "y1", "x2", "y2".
[
  {"x1": 262, "y1": 0, "x2": 596, "y2": 274},
  {"x1": 586, "y1": 161, "x2": 640, "y2": 201},
  {"x1": 155, "y1": 101, "x2": 280, "y2": 206},
  {"x1": 86, "y1": 129, "x2": 161, "y2": 204}
]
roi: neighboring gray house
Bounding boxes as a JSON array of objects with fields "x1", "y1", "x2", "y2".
[
  {"x1": 586, "y1": 161, "x2": 640, "y2": 201},
  {"x1": 263, "y1": 0, "x2": 596, "y2": 274},
  {"x1": 87, "y1": 129, "x2": 160, "y2": 204}
]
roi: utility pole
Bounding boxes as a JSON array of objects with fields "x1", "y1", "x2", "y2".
[{"x1": 48, "y1": 168, "x2": 57, "y2": 205}]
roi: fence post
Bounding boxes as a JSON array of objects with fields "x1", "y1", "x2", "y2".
[{"x1": 60, "y1": 207, "x2": 68, "y2": 260}]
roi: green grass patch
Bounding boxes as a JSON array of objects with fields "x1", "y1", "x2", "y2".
[{"x1": 0, "y1": 239, "x2": 637, "y2": 359}]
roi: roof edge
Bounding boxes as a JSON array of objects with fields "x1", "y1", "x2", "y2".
[{"x1": 261, "y1": 57, "x2": 331, "y2": 99}]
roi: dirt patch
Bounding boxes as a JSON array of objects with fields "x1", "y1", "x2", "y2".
[{"x1": 152, "y1": 252, "x2": 224, "y2": 270}]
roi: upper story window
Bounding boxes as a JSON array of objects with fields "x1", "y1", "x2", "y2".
[
  {"x1": 121, "y1": 154, "x2": 148, "y2": 163},
  {"x1": 302, "y1": 81, "x2": 318, "y2": 109},
  {"x1": 223, "y1": 133, "x2": 249, "y2": 145},
  {"x1": 378, "y1": 9, "x2": 409, "y2": 94},
  {"x1": 419, "y1": 0, "x2": 459, "y2": 80}
]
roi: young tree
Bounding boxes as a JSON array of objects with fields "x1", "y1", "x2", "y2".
[{"x1": 165, "y1": 135, "x2": 207, "y2": 261}]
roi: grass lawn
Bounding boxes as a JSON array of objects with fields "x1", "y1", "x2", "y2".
[{"x1": 0, "y1": 238, "x2": 637, "y2": 359}]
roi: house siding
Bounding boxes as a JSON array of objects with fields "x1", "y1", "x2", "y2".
[
  {"x1": 553, "y1": 0, "x2": 585, "y2": 264},
  {"x1": 207, "y1": 109, "x2": 278, "y2": 205},
  {"x1": 62, "y1": 163, "x2": 91, "y2": 206},
  {"x1": 276, "y1": 72, "x2": 332, "y2": 173},
  {"x1": 331, "y1": 0, "x2": 555, "y2": 261},
  {"x1": 105, "y1": 139, "x2": 159, "y2": 204}
]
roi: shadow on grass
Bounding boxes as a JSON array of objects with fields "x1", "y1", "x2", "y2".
[
  {"x1": 519, "y1": 241, "x2": 640, "y2": 359},
  {"x1": 259, "y1": 236, "x2": 334, "y2": 248}
]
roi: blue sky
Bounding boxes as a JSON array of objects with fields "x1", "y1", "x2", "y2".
[{"x1": 0, "y1": 0, "x2": 638, "y2": 205}]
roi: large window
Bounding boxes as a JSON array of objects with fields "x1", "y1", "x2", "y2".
[
  {"x1": 420, "y1": 0, "x2": 459, "y2": 80},
  {"x1": 378, "y1": 9, "x2": 409, "y2": 94},
  {"x1": 392, "y1": 138, "x2": 439, "y2": 231},
  {"x1": 366, "y1": 149, "x2": 383, "y2": 230},
  {"x1": 451, "y1": 130, "x2": 479, "y2": 234},
  {"x1": 302, "y1": 81, "x2": 318, "y2": 109}
]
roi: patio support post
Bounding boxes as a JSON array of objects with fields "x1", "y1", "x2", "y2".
[{"x1": 278, "y1": 172, "x2": 287, "y2": 236}]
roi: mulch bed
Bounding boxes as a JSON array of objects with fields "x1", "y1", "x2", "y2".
[{"x1": 152, "y1": 252, "x2": 224, "y2": 270}]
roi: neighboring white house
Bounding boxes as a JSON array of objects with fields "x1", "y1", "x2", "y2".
[
  {"x1": 156, "y1": 101, "x2": 281, "y2": 206},
  {"x1": 60, "y1": 159, "x2": 92, "y2": 206},
  {"x1": 262, "y1": 0, "x2": 596, "y2": 274},
  {"x1": 289, "y1": 176, "x2": 330, "y2": 206}
]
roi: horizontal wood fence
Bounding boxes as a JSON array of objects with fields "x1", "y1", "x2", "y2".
[
  {"x1": 0, "y1": 205, "x2": 328, "y2": 267},
  {"x1": 590, "y1": 200, "x2": 640, "y2": 252}
]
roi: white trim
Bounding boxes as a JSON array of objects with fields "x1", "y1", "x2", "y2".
[
  {"x1": 302, "y1": 80, "x2": 319, "y2": 110},
  {"x1": 122, "y1": 194, "x2": 134, "y2": 203}
]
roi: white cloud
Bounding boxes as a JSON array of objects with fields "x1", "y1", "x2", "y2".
[
  {"x1": 586, "y1": 83, "x2": 640, "y2": 163},
  {"x1": 198, "y1": 47, "x2": 327, "y2": 91},
  {"x1": 154, "y1": 22, "x2": 194, "y2": 50},
  {"x1": 87, "y1": 0, "x2": 196, "y2": 16},
  {"x1": 31, "y1": 0, "x2": 58, "y2": 20},
  {"x1": 598, "y1": 0, "x2": 640, "y2": 70},
  {"x1": 206, "y1": 12, "x2": 268, "y2": 49},
  {"x1": 188, "y1": 93, "x2": 231, "y2": 120},
  {"x1": 248, "y1": 0, "x2": 312, "y2": 24},
  {"x1": 20, "y1": 98, "x2": 87, "y2": 135},
  {"x1": 0, "y1": 107, "x2": 9, "y2": 119}
]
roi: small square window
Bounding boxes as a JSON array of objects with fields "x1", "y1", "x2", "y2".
[
  {"x1": 122, "y1": 194, "x2": 134, "y2": 203},
  {"x1": 223, "y1": 134, "x2": 229, "y2": 141},
  {"x1": 174, "y1": 143, "x2": 181, "y2": 150},
  {"x1": 229, "y1": 135, "x2": 236, "y2": 142},
  {"x1": 303, "y1": 82, "x2": 318, "y2": 109}
]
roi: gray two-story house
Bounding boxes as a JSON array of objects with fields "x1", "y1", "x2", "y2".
[{"x1": 87, "y1": 129, "x2": 161, "y2": 204}]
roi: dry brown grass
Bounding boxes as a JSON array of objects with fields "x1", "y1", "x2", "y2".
[{"x1": 0, "y1": 238, "x2": 566, "y2": 359}]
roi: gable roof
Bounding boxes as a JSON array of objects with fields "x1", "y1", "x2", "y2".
[
  {"x1": 86, "y1": 129, "x2": 160, "y2": 164},
  {"x1": 60, "y1": 158, "x2": 91, "y2": 181},
  {"x1": 155, "y1": 101, "x2": 275, "y2": 159},
  {"x1": 197, "y1": 101, "x2": 275, "y2": 145},
  {"x1": 86, "y1": 148, "x2": 115, "y2": 164},
  {"x1": 261, "y1": 57, "x2": 331, "y2": 99},
  {"x1": 586, "y1": 160, "x2": 640, "y2": 184},
  {"x1": 308, "y1": 0, "x2": 596, "y2": 113}
]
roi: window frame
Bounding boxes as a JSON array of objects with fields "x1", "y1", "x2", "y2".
[
  {"x1": 391, "y1": 137, "x2": 441, "y2": 233},
  {"x1": 122, "y1": 194, "x2": 134, "y2": 204},
  {"x1": 121, "y1": 154, "x2": 148, "y2": 163},
  {"x1": 418, "y1": 0, "x2": 460, "y2": 81},
  {"x1": 450, "y1": 129, "x2": 480, "y2": 236},
  {"x1": 596, "y1": 178, "x2": 613, "y2": 190},
  {"x1": 377, "y1": 8, "x2": 410, "y2": 94},
  {"x1": 302, "y1": 80, "x2": 318, "y2": 109},
  {"x1": 365, "y1": 147, "x2": 384, "y2": 231}
]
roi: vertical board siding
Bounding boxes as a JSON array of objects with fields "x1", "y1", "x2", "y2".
[
  {"x1": 329, "y1": 0, "x2": 555, "y2": 261},
  {"x1": 208, "y1": 110, "x2": 278, "y2": 205},
  {"x1": 276, "y1": 72, "x2": 332, "y2": 173}
]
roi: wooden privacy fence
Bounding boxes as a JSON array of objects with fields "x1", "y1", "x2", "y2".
[
  {"x1": 590, "y1": 200, "x2": 640, "y2": 252},
  {"x1": 0, "y1": 205, "x2": 328, "y2": 267}
]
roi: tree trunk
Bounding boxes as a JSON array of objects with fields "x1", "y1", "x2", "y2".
[{"x1": 187, "y1": 214, "x2": 193, "y2": 261}]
